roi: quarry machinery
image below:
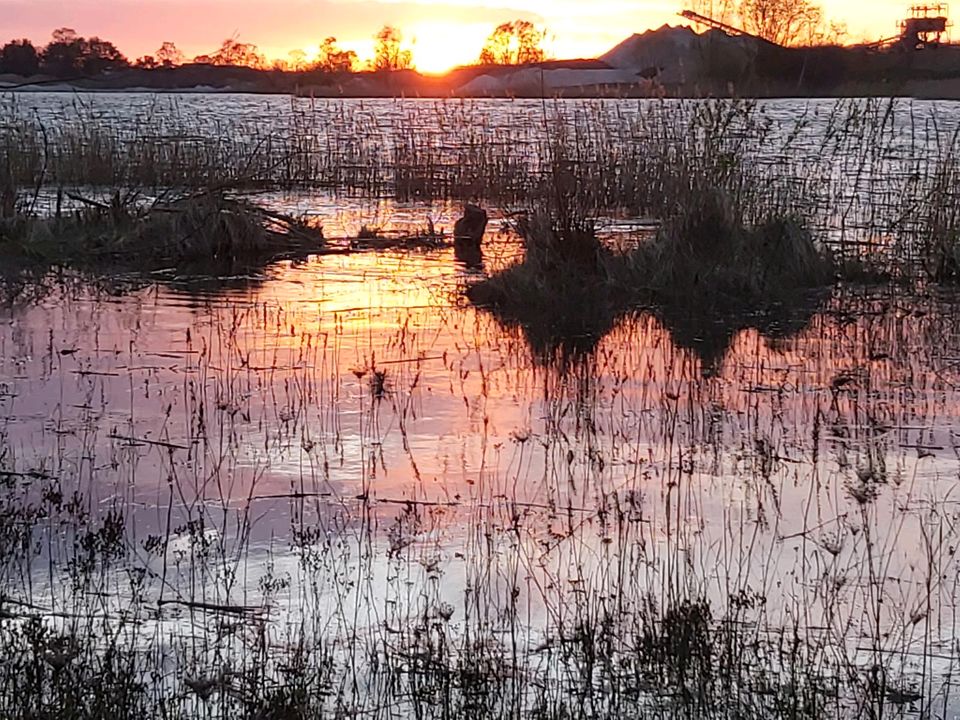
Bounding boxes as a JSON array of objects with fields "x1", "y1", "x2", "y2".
[
  {"x1": 862, "y1": 5, "x2": 951, "y2": 50},
  {"x1": 679, "y1": 9, "x2": 777, "y2": 44},
  {"x1": 679, "y1": 10, "x2": 752, "y2": 38},
  {"x1": 899, "y1": 5, "x2": 950, "y2": 48},
  {"x1": 683, "y1": 4, "x2": 952, "y2": 52}
]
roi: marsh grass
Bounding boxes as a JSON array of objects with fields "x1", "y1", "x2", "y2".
[
  {"x1": 1, "y1": 281, "x2": 958, "y2": 719},
  {"x1": 0, "y1": 189, "x2": 324, "y2": 274},
  {"x1": 5, "y1": 95, "x2": 960, "y2": 281},
  {"x1": 469, "y1": 179, "x2": 835, "y2": 367},
  {"x1": 1, "y1": 95, "x2": 960, "y2": 720},
  {"x1": 634, "y1": 190, "x2": 834, "y2": 305},
  {"x1": 467, "y1": 212, "x2": 626, "y2": 361}
]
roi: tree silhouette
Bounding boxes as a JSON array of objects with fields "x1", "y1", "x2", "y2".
[
  {"x1": 738, "y1": 0, "x2": 826, "y2": 46},
  {"x1": 40, "y1": 28, "x2": 128, "y2": 77},
  {"x1": 195, "y1": 39, "x2": 265, "y2": 68},
  {"x1": 0, "y1": 39, "x2": 40, "y2": 76},
  {"x1": 288, "y1": 49, "x2": 307, "y2": 72},
  {"x1": 316, "y1": 37, "x2": 357, "y2": 73},
  {"x1": 372, "y1": 26, "x2": 413, "y2": 72},
  {"x1": 41, "y1": 28, "x2": 84, "y2": 76},
  {"x1": 155, "y1": 41, "x2": 185, "y2": 68},
  {"x1": 81, "y1": 37, "x2": 128, "y2": 74},
  {"x1": 479, "y1": 21, "x2": 547, "y2": 65},
  {"x1": 51, "y1": 27, "x2": 78, "y2": 44}
]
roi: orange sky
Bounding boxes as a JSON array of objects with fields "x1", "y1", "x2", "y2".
[{"x1": 0, "y1": 0, "x2": 934, "y2": 73}]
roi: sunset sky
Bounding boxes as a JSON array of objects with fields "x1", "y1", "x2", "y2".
[{"x1": 0, "y1": 0, "x2": 932, "y2": 73}]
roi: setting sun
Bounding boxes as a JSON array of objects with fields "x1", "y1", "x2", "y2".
[{"x1": 406, "y1": 21, "x2": 495, "y2": 74}]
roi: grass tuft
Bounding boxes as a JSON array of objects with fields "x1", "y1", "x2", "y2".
[
  {"x1": 469, "y1": 188, "x2": 835, "y2": 366},
  {"x1": 634, "y1": 189, "x2": 834, "y2": 306},
  {"x1": 0, "y1": 189, "x2": 324, "y2": 274}
]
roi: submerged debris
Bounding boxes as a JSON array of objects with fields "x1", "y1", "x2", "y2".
[{"x1": 350, "y1": 220, "x2": 446, "y2": 251}]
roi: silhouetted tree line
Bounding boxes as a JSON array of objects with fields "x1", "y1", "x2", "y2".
[
  {"x1": 0, "y1": 21, "x2": 549, "y2": 79},
  {"x1": 0, "y1": 28, "x2": 391, "y2": 77},
  {"x1": 0, "y1": 29, "x2": 364, "y2": 77},
  {"x1": 0, "y1": 28, "x2": 128, "y2": 77}
]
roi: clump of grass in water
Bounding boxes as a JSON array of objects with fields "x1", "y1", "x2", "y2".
[
  {"x1": 469, "y1": 189, "x2": 835, "y2": 366},
  {"x1": 466, "y1": 211, "x2": 627, "y2": 361},
  {"x1": 632, "y1": 188, "x2": 834, "y2": 307},
  {"x1": 0, "y1": 189, "x2": 324, "y2": 274}
]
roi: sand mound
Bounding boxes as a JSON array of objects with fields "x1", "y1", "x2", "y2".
[{"x1": 602, "y1": 25, "x2": 758, "y2": 86}]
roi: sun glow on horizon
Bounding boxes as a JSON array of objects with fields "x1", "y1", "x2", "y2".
[
  {"x1": 406, "y1": 21, "x2": 493, "y2": 74},
  {"x1": 0, "y1": 0, "x2": 939, "y2": 75}
]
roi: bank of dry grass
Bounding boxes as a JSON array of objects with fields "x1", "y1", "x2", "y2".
[{"x1": 0, "y1": 189, "x2": 324, "y2": 273}]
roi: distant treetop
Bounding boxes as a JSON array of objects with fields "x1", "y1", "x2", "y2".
[
  {"x1": 0, "y1": 39, "x2": 40, "y2": 76},
  {"x1": 372, "y1": 26, "x2": 413, "y2": 72},
  {"x1": 479, "y1": 21, "x2": 548, "y2": 65},
  {"x1": 194, "y1": 38, "x2": 266, "y2": 69}
]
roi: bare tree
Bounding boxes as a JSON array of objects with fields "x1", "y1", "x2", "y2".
[
  {"x1": 195, "y1": 39, "x2": 265, "y2": 69},
  {"x1": 316, "y1": 37, "x2": 357, "y2": 73},
  {"x1": 155, "y1": 42, "x2": 185, "y2": 68},
  {"x1": 478, "y1": 21, "x2": 547, "y2": 65},
  {"x1": 372, "y1": 26, "x2": 412, "y2": 72},
  {"x1": 738, "y1": 0, "x2": 825, "y2": 46},
  {"x1": 686, "y1": 0, "x2": 839, "y2": 46}
]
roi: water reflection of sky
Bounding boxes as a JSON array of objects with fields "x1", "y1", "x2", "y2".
[
  {"x1": 2, "y1": 244, "x2": 958, "y2": 517},
  {"x1": 4, "y1": 230, "x2": 960, "y2": 705}
]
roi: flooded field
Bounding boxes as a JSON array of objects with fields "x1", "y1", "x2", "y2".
[{"x1": 2, "y1": 94, "x2": 960, "y2": 718}]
